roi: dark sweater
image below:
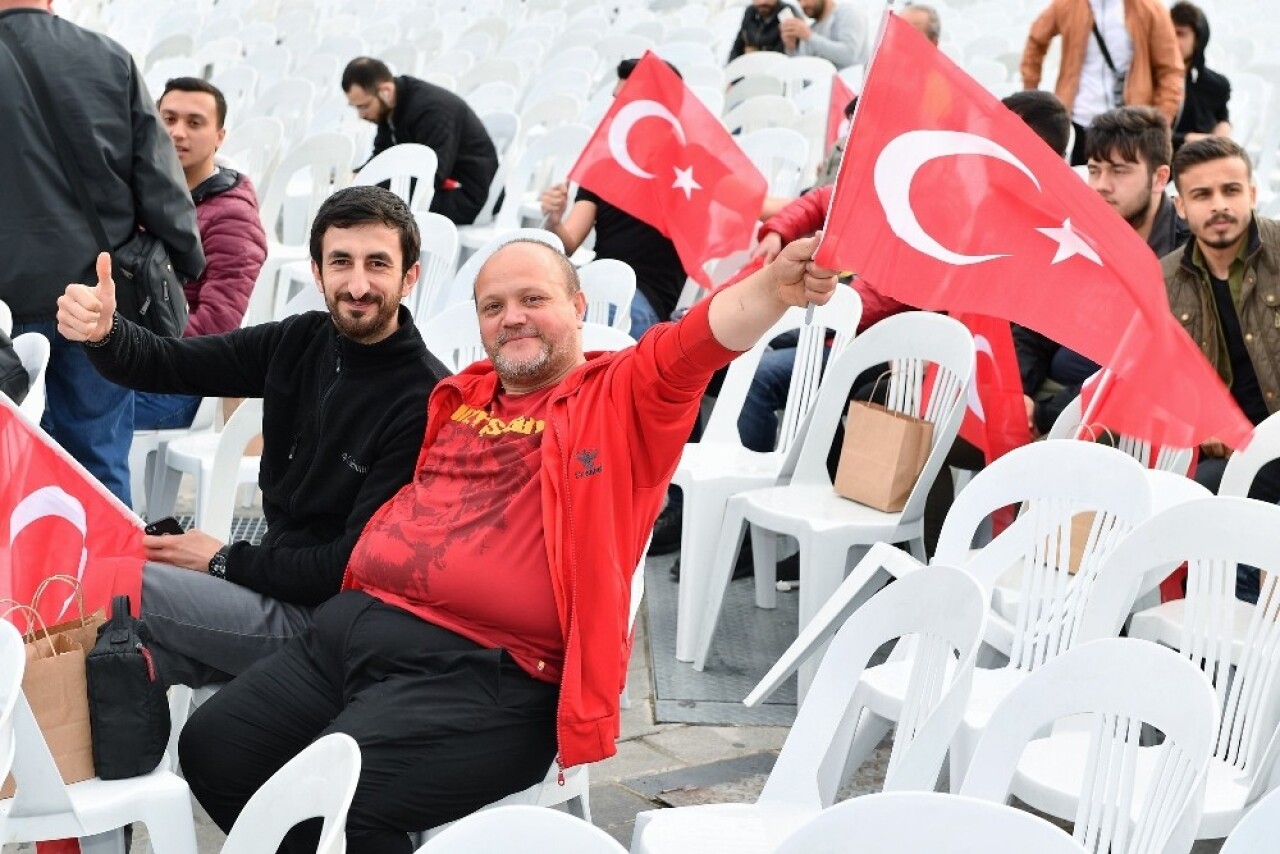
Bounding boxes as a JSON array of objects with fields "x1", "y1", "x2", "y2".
[{"x1": 86, "y1": 307, "x2": 449, "y2": 605}]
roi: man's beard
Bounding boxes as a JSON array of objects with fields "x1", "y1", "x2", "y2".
[
  {"x1": 487, "y1": 326, "x2": 569, "y2": 385},
  {"x1": 1199, "y1": 213, "x2": 1245, "y2": 249},
  {"x1": 328, "y1": 291, "x2": 400, "y2": 343}
]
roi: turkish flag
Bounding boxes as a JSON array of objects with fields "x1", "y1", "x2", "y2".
[
  {"x1": 826, "y1": 74, "x2": 858, "y2": 152},
  {"x1": 570, "y1": 52, "x2": 767, "y2": 286},
  {"x1": 0, "y1": 395, "x2": 144, "y2": 633},
  {"x1": 816, "y1": 12, "x2": 1251, "y2": 449},
  {"x1": 951, "y1": 314, "x2": 1032, "y2": 464}
]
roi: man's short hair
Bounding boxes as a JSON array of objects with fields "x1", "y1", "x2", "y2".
[
  {"x1": 617, "y1": 57, "x2": 683, "y2": 81},
  {"x1": 1172, "y1": 136, "x2": 1254, "y2": 191},
  {"x1": 1170, "y1": 1, "x2": 1203, "y2": 33},
  {"x1": 481, "y1": 238, "x2": 581, "y2": 296},
  {"x1": 309, "y1": 186, "x2": 421, "y2": 271},
  {"x1": 1001, "y1": 90, "x2": 1071, "y2": 158},
  {"x1": 903, "y1": 3, "x2": 942, "y2": 43},
  {"x1": 160, "y1": 77, "x2": 228, "y2": 129},
  {"x1": 341, "y1": 57, "x2": 394, "y2": 92},
  {"x1": 1084, "y1": 106, "x2": 1173, "y2": 170}
]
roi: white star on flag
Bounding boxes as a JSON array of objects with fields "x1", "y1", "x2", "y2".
[
  {"x1": 672, "y1": 165, "x2": 701, "y2": 200},
  {"x1": 1036, "y1": 218, "x2": 1103, "y2": 266}
]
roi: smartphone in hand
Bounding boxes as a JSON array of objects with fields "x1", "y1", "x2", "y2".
[
  {"x1": 144, "y1": 516, "x2": 185, "y2": 536},
  {"x1": 777, "y1": 6, "x2": 796, "y2": 21}
]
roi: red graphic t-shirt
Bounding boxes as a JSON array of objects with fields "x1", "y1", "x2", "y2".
[{"x1": 348, "y1": 385, "x2": 562, "y2": 682}]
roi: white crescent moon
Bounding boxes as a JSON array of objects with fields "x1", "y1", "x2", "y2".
[
  {"x1": 967, "y1": 334, "x2": 996, "y2": 422},
  {"x1": 607, "y1": 100, "x2": 687, "y2": 180},
  {"x1": 874, "y1": 130, "x2": 1040, "y2": 266},
  {"x1": 10, "y1": 486, "x2": 89, "y2": 619}
]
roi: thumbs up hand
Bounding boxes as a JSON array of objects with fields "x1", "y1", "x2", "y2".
[{"x1": 57, "y1": 252, "x2": 118, "y2": 343}]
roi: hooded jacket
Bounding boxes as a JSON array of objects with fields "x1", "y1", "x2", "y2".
[
  {"x1": 1172, "y1": 7, "x2": 1230, "y2": 148},
  {"x1": 346, "y1": 295, "x2": 739, "y2": 768},
  {"x1": 184, "y1": 169, "x2": 267, "y2": 337},
  {"x1": 0, "y1": 8, "x2": 203, "y2": 322}
]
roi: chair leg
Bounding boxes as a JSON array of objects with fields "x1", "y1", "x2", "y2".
[
  {"x1": 907, "y1": 535, "x2": 927, "y2": 563},
  {"x1": 565, "y1": 792, "x2": 592, "y2": 822},
  {"x1": 797, "y1": 542, "x2": 854, "y2": 698},
  {"x1": 692, "y1": 498, "x2": 752, "y2": 672},
  {"x1": 674, "y1": 483, "x2": 739, "y2": 662},
  {"x1": 751, "y1": 525, "x2": 780, "y2": 610},
  {"x1": 843, "y1": 707, "x2": 894, "y2": 793},
  {"x1": 138, "y1": 796, "x2": 200, "y2": 854}
]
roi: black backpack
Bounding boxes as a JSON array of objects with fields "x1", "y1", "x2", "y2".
[{"x1": 86, "y1": 596, "x2": 171, "y2": 779}]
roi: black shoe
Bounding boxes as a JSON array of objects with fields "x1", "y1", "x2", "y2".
[
  {"x1": 776, "y1": 552, "x2": 800, "y2": 583},
  {"x1": 648, "y1": 505, "x2": 683, "y2": 556}
]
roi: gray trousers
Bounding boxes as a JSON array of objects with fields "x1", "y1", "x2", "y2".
[{"x1": 140, "y1": 562, "x2": 315, "y2": 689}]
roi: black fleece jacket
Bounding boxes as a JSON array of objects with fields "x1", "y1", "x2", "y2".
[{"x1": 86, "y1": 307, "x2": 449, "y2": 605}]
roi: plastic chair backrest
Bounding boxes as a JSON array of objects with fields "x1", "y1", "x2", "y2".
[
  {"x1": 353, "y1": 143, "x2": 439, "y2": 213},
  {"x1": 257, "y1": 133, "x2": 355, "y2": 246},
  {"x1": 722, "y1": 95, "x2": 800, "y2": 135},
  {"x1": 768, "y1": 55, "x2": 836, "y2": 112},
  {"x1": 1045, "y1": 388, "x2": 1193, "y2": 475},
  {"x1": 934, "y1": 441, "x2": 1152, "y2": 671},
  {"x1": 556, "y1": 45, "x2": 599, "y2": 77},
  {"x1": 579, "y1": 259, "x2": 636, "y2": 333},
  {"x1": 1076, "y1": 497, "x2": 1280, "y2": 787},
  {"x1": 788, "y1": 311, "x2": 974, "y2": 525},
  {"x1": 581, "y1": 323, "x2": 636, "y2": 352},
  {"x1": 458, "y1": 58, "x2": 523, "y2": 96},
  {"x1": 654, "y1": 41, "x2": 717, "y2": 70},
  {"x1": 245, "y1": 77, "x2": 314, "y2": 131},
  {"x1": 960, "y1": 638, "x2": 1218, "y2": 854},
  {"x1": 418, "y1": 804, "x2": 626, "y2": 853},
  {"x1": 434, "y1": 229, "x2": 565, "y2": 318},
  {"x1": 519, "y1": 93, "x2": 586, "y2": 139},
  {"x1": 0, "y1": 620, "x2": 24, "y2": 786},
  {"x1": 493, "y1": 125, "x2": 591, "y2": 232},
  {"x1": 201, "y1": 397, "x2": 265, "y2": 542},
  {"x1": 760, "y1": 566, "x2": 987, "y2": 808},
  {"x1": 220, "y1": 732, "x2": 361, "y2": 854},
  {"x1": 466, "y1": 80, "x2": 520, "y2": 116},
  {"x1": 1220, "y1": 409, "x2": 1280, "y2": 497},
  {"x1": 701, "y1": 287, "x2": 861, "y2": 457},
  {"x1": 738, "y1": 127, "x2": 809, "y2": 197},
  {"x1": 219, "y1": 116, "x2": 284, "y2": 192},
  {"x1": 724, "y1": 50, "x2": 786, "y2": 81},
  {"x1": 12, "y1": 332, "x2": 50, "y2": 424},
  {"x1": 419, "y1": 301, "x2": 483, "y2": 374},
  {"x1": 9, "y1": 684, "x2": 77, "y2": 815},
  {"x1": 210, "y1": 64, "x2": 260, "y2": 116},
  {"x1": 776, "y1": 791, "x2": 1086, "y2": 854},
  {"x1": 412, "y1": 212, "x2": 461, "y2": 324}
]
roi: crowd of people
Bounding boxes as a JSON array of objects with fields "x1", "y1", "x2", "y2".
[{"x1": 1, "y1": 0, "x2": 1276, "y2": 849}]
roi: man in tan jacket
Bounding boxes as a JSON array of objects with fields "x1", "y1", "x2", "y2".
[{"x1": 1021, "y1": 0, "x2": 1183, "y2": 165}]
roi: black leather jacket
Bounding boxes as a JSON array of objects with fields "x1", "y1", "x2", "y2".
[{"x1": 0, "y1": 8, "x2": 203, "y2": 322}]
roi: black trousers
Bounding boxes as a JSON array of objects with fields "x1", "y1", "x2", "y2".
[{"x1": 180, "y1": 591, "x2": 559, "y2": 854}]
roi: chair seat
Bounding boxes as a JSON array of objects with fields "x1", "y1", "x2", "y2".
[
  {"x1": 631, "y1": 802, "x2": 815, "y2": 854},
  {"x1": 674, "y1": 443, "x2": 788, "y2": 483},
  {"x1": 1012, "y1": 732, "x2": 1251, "y2": 840},
  {"x1": 1128, "y1": 599, "x2": 1255, "y2": 666},
  {"x1": 739, "y1": 483, "x2": 907, "y2": 539},
  {"x1": 165, "y1": 433, "x2": 261, "y2": 479},
  {"x1": 861, "y1": 660, "x2": 1023, "y2": 733}
]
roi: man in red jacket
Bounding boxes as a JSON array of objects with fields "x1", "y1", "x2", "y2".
[
  {"x1": 134, "y1": 77, "x2": 268, "y2": 429},
  {"x1": 178, "y1": 236, "x2": 837, "y2": 853}
]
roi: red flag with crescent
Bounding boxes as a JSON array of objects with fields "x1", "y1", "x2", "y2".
[
  {"x1": 826, "y1": 74, "x2": 857, "y2": 151},
  {"x1": 569, "y1": 52, "x2": 767, "y2": 286},
  {"x1": 816, "y1": 12, "x2": 1250, "y2": 449},
  {"x1": 0, "y1": 395, "x2": 144, "y2": 632}
]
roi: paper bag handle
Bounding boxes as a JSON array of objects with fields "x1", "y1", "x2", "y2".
[
  {"x1": 30, "y1": 575, "x2": 87, "y2": 627},
  {"x1": 0, "y1": 602, "x2": 55, "y2": 655}
]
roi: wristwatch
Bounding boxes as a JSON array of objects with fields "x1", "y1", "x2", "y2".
[{"x1": 207, "y1": 545, "x2": 230, "y2": 580}]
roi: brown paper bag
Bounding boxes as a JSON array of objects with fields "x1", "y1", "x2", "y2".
[
  {"x1": 834, "y1": 401, "x2": 934, "y2": 512},
  {"x1": 1064, "y1": 512, "x2": 1096, "y2": 575},
  {"x1": 28, "y1": 575, "x2": 106, "y2": 653},
  {"x1": 0, "y1": 610, "x2": 95, "y2": 797}
]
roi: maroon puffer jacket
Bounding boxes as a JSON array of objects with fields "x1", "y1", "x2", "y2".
[{"x1": 183, "y1": 169, "x2": 267, "y2": 337}]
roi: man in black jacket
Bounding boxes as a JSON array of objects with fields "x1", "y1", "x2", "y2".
[
  {"x1": 343, "y1": 56, "x2": 498, "y2": 226},
  {"x1": 0, "y1": 0, "x2": 204, "y2": 506},
  {"x1": 1170, "y1": 1, "x2": 1231, "y2": 150},
  {"x1": 56, "y1": 187, "x2": 450, "y2": 688},
  {"x1": 728, "y1": 0, "x2": 801, "y2": 61}
]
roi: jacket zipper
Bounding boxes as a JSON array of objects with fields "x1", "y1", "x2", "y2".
[
  {"x1": 552, "y1": 397, "x2": 579, "y2": 784},
  {"x1": 289, "y1": 343, "x2": 343, "y2": 517}
]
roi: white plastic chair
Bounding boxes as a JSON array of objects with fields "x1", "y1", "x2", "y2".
[
  {"x1": 632, "y1": 566, "x2": 988, "y2": 854},
  {"x1": 581, "y1": 323, "x2": 636, "y2": 352},
  {"x1": 244, "y1": 78, "x2": 315, "y2": 133},
  {"x1": 724, "y1": 51, "x2": 786, "y2": 82},
  {"x1": 128, "y1": 396, "x2": 220, "y2": 517},
  {"x1": 11, "y1": 332, "x2": 50, "y2": 424},
  {"x1": 217, "y1": 116, "x2": 284, "y2": 193},
  {"x1": 454, "y1": 125, "x2": 591, "y2": 255},
  {"x1": 417, "y1": 804, "x2": 624, "y2": 853},
  {"x1": 473, "y1": 111, "x2": 522, "y2": 228},
  {"x1": 411, "y1": 211, "x2": 461, "y2": 325},
  {"x1": 738, "y1": 128, "x2": 810, "y2": 197},
  {"x1": 353, "y1": 143, "x2": 440, "y2": 213},
  {"x1": 0, "y1": 682, "x2": 198, "y2": 851},
  {"x1": 219, "y1": 733, "x2": 360, "y2": 854},
  {"x1": 419, "y1": 301, "x2": 484, "y2": 375},
  {"x1": 518, "y1": 93, "x2": 587, "y2": 144},
  {"x1": 1076, "y1": 497, "x2": 1280, "y2": 841},
  {"x1": 209, "y1": 64, "x2": 259, "y2": 120},
  {"x1": 431, "y1": 228, "x2": 565, "y2": 320},
  {"x1": 767, "y1": 55, "x2": 836, "y2": 114},
  {"x1": 722, "y1": 95, "x2": 801, "y2": 135},
  {"x1": 1045, "y1": 388, "x2": 1194, "y2": 475},
  {"x1": 578, "y1": 258, "x2": 636, "y2": 334},
  {"x1": 465, "y1": 81, "x2": 520, "y2": 116},
  {"x1": 457, "y1": 58, "x2": 523, "y2": 96},
  {"x1": 689, "y1": 312, "x2": 975, "y2": 681},
  {"x1": 775, "y1": 791, "x2": 1087, "y2": 854},
  {"x1": 654, "y1": 41, "x2": 717, "y2": 70},
  {"x1": 0, "y1": 620, "x2": 24, "y2": 786},
  {"x1": 671, "y1": 287, "x2": 861, "y2": 663},
  {"x1": 243, "y1": 43, "x2": 293, "y2": 93},
  {"x1": 960, "y1": 638, "x2": 1219, "y2": 854},
  {"x1": 293, "y1": 54, "x2": 342, "y2": 97},
  {"x1": 1220, "y1": 408, "x2": 1280, "y2": 497},
  {"x1": 1220, "y1": 783, "x2": 1280, "y2": 854}
]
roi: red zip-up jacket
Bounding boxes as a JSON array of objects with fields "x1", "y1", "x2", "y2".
[{"x1": 345, "y1": 295, "x2": 738, "y2": 768}]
